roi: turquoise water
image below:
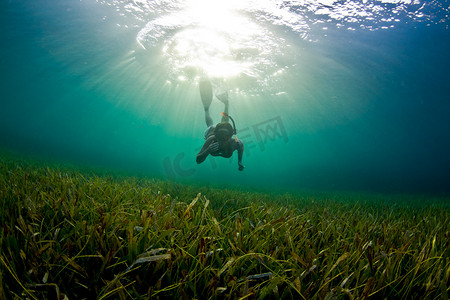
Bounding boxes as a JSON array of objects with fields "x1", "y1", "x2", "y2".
[{"x1": 1, "y1": 0, "x2": 449, "y2": 195}]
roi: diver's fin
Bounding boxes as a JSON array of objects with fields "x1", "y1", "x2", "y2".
[
  {"x1": 216, "y1": 91, "x2": 229, "y2": 104},
  {"x1": 199, "y1": 80, "x2": 213, "y2": 109}
]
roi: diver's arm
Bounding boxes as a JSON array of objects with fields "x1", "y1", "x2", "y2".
[
  {"x1": 196, "y1": 137, "x2": 217, "y2": 164},
  {"x1": 237, "y1": 139, "x2": 245, "y2": 171}
]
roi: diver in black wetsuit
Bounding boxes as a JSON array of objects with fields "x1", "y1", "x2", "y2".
[{"x1": 196, "y1": 80, "x2": 245, "y2": 171}]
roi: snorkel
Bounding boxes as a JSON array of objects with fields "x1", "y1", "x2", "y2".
[{"x1": 221, "y1": 112, "x2": 237, "y2": 135}]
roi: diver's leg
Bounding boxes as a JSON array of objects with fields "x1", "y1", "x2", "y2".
[
  {"x1": 204, "y1": 108, "x2": 213, "y2": 127},
  {"x1": 200, "y1": 80, "x2": 214, "y2": 127},
  {"x1": 221, "y1": 103, "x2": 229, "y2": 122},
  {"x1": 217, "y1": 91, "x2": 229, "y2": 122}
]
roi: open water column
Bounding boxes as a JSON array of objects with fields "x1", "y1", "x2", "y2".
[{"x1": 1, "y1": 0, "x2": 449, "y2": 194}]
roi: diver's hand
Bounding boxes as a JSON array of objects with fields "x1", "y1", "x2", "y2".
[
  {"x1": 238, "y1": 163, "x2": 245, "y2": 171},
  {"x1": 208, "y1": 142, "x2": 219, "y2": 153}
]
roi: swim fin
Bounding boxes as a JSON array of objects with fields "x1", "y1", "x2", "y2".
[
  {"x1": 216, "y1": 91, "x2": 229, "y2": 104},
  {"x1": 199, "y1": 80, "x2": 213, "y2": 109}
]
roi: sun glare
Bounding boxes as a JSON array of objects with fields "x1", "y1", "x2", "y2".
[
  {"x1": 165, "y1": 0, "x2": 254, "y2": 79},
  {"x1": 134, "y1": 0, "x2": 293, "y2": 90}
]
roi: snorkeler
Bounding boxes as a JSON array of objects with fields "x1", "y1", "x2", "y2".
[{"x1": 196, "y1": 80, "x2": 245, "y2": 171}]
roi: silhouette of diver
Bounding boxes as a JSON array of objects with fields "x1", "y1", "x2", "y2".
[{"x1": 196, "y1": 80, "x2": 245, "y2": 171}]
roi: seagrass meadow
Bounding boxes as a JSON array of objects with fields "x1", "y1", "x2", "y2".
[{"x1": 0, "y1": 154, "x2": 448, "y2": 299}]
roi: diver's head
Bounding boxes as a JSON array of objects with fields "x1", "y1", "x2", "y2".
[
  {"x1": 214, "y1": 122, "x2": 233, "y2": 142},
  {"x1": 215, "y1": 129, "x2": 232, "y2": 142}
]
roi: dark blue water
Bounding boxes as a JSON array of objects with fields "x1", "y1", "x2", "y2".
[{"x1": 1, "y1": 0, "x2": 449, "y2": 195}]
